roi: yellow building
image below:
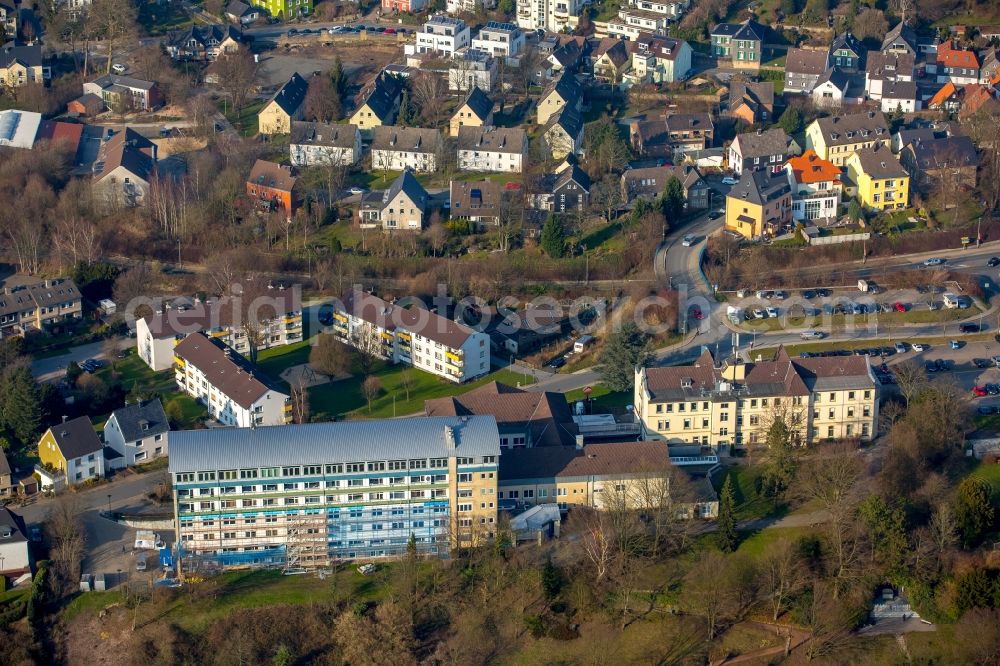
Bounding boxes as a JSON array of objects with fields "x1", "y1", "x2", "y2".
[
  {"x1": 349, "y1": 73, "x2": 402, "y2": 133},
  {"x1": 0, "y1": 44, "x2": 46, "y2": 88},
  {"x1": 497, "y1": 441, "x2": 719, "y2": 519},
  {"x1": 634, "y1": 348, "x2": 879, "y2": 449},
  {"x1": 449, "y1": 86, "x2": 493, "y2": 137},
  {"x1": 724, "y1": 169, "x2": 792, "y2": 240},
  {"x1": 37, "y1": 416, "x2": 105, "y2": 486},
  {"x1": 537, "y1": 72, "x2": 581, "y2": 125},
  {"x1": 846, "y1": 143, "x2": 910, "y2": 211},
  {"x1": 258, "y1": 72, "x2": 308, "y2": 136},
  {"x1": 804, "y1": 111, "x2": 891, "y2": 166}
]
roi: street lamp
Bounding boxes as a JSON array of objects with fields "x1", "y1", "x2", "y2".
[{"x1": 107, "y1": 494, "x2": 112, "y2": 515}]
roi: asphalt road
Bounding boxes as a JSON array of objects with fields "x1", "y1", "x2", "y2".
[{"x1": 30, "y1": 339, "x2": 132, "y2": 383}]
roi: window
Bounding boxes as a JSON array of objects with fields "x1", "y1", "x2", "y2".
[
  {"x1": 457, "y1": 503, "x2": 472, "y2": 512},
  {"x1": 457, "y1": 473, "x2": 472, "y2": 483}
]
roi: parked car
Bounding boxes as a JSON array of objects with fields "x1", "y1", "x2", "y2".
[
  {"x1": 988, "y1": 256, "x2": 1000, "y2": 267},
  {"x1": 974, "y1": 386, "x2": 989, "y2": 397},
  {"x1": 960, "y1": 322, "x2": 981, "y2": 333},
  {"x1": 384, "y1": 27, "x2": 396, "y2": 34},
  {"x1": 800, "y1": 330, "x2": 824, "y2": 340},
  {"x1": 349, "y1": 186, "x2": 367, "y2": 195},
  {"x1": 979, "y1": 405, "x2": 996, "y2": 415},
  {"x1": 987, "y1": 383, "x2": 1000, "y2": 396},
  {"x1": 774, "y1": 290, "x2": 787, "y2": 300},
  {"x1": 689, "y1": 305, "x2": 704, "y2": 320},
  {"x1": 802, "y1": 290, "x2": 815, "y2": 299},
  {"x1": 923, "y1": 257, "x2": 945, "y2": 266},
  {"x1": 765, "y1": 307, "x2": 778, "y2": 318},
  {"x1": 548, "y1": 356, "x2": 566, "y2": 369},
  {"x1": 950, "y1": 340, "x2": 963, "y2": 349},
  {"x1": 753, "y1": 308, "x2": 765, "y2": 319},
  {"x1": 895, "y1": 342, "x2": 908, "y2": 354},
  {"x1": 721, "y1": 176, "x2": 738, "y2": 185},
  {"x1": 974, "y1": 358, "x2": 992, "y2": 368},
  {"x1": 893, "y1": 302, "x2": 906, "y2": 313},
  {"x1": 111, "y1": 63, "x2": 127, "y2": 74},
  {"x1": 682, "y1": 234, "x2": 696, "y2": 247},
  {"x1": 816, "y1": 288, "x2": 832, "y2": 297},
  {"x1": 708, "y1": 210, "x2": 722, "y2": 220}
]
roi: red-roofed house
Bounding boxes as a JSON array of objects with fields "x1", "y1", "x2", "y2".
[
  {"x1": 928, "y1": 82, "x2": 960, "y2": 112},
  {"x1": 935, "y1": 40, "x2": 980, "y2": 84},
  {"x1": 784, "y1": 149, "x2": 843, "y2": 223},
  {"x1": 36, "y1": 120, "x2": 83, "y2": 157},
  {"x1": 959, "y1": 83, "x2": 997, "y2": 118}
]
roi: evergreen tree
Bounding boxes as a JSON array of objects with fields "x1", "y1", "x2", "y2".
[
  {"x1": 0, "y1": 365, "x2": 41, "y2": 451},
  {"x1": 955, "y1": 477, "x2": 996, "y2": 548},
  {"x1": 540, "y1": 213, "x2": 565, "y2": 258},
  {"x1": 717, "y1": 476, "x2": 738, "y2": 553},
  {"x1": 661, "y1": 175, "x2": 686, "y2": 223},
  {"x1": 398, "y1": 90, "x2": 413, "y2": 127},
  {"x1": 777, "y1": 106, "x2": 803, "y2": 135},
  {"x1": 847, "y1": 199, "x2": 864, "y2": 223},
  {"x1": 541, "y1": 558, "x2": 563, "y2": 599},
  {"x1": 597, "y1": 321, "x2": 651, "y2": 392}
]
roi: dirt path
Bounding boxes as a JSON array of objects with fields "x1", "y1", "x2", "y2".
[{"x1": 711, "y1": 622, "x2": 811, "y2": 666}]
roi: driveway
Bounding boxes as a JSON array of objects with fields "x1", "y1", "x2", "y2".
[{"x1": 30, "y1": 338, "x2": 131, "y2": 382}]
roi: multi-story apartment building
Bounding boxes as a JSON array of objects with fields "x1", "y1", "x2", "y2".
[
  {"x1": 332, "y1": 291, "x2": 491, "y2": 383},
  {"x1": 371, "y1": 126, "x2": 442, "y2": 173},
  {"x1": 136, "y1": 289, "x2": 303, "y2": 371},
  {"x1": 290, "y1": 121, "x2": 362, "y2": 167},
  {"x1": 784, "y1": 47, "x2": 829, "y2": 94},
  {"x1": 626, "y1": 34, "x2": 692, "y2": 85},
  {"x1": 934, "y1": 40, "x2": 980, "y2": 85},
  {"x1": 471, "y1": 21, "x2": 525, "y2": 59},
  {"x1": 634, "y1": 348, "x2": 879, "y2": 449},
  {"x1": 412, "y1": 15, "x2": 470, "y2": 57},
  {"x1": 605, "y1": 9, "x2": 669, "y2": 40},
  {"x1": 169, "y1": 416, "x2": 501, "y2": 568},
  {"x1": 784, "y1": 149, "x2": 842, "y2": 223},
  {"x1": 711, "y1": 19, "x2": 765, "y2": 71},
  {"x1": 456, "y1": 126, "x2": 528, "y2": 173},
  {"x1": 626, "y1": 0, "x2": 689, "y2": 19},
  {"x1": 804, "y1": 111, "x2": 890, "y2": 167},
  {"x1": 448, "y1": 50, "x2": 498, "y2": 92},
  {"x1": 516, "y1": 0, "x2": 586, "y2": 34},
  {"x1": 173, "y1": 332, "x2": 292, "y2": 427},
  {"x1": 724, "y1": 168, "x2": 792, "y2": 240},
  {"x1": 846, "y1": 143, "x2": 910, "y2": 212},
  {"x1": 0, "y1": 277, "x2": 82, "y2": 339}
]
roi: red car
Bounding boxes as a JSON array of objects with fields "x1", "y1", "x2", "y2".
[
  {"x1": 974, "y1": 386, "x2": 989, "y2": 397},
  {"x1": 384, "y1": 27, "x2": 396, "y2": 34},
  {"x1": 893, "y1": 302, "x2": 906, "y2": 312},
  {"x1": 690, "y1": 306, "x2": 704, "y2": 320}
]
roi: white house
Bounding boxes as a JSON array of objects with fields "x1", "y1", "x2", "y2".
[
  {"x1": 472, "y1": 21, "x2": 525, "y2": 59},
  {"x1": 516, "y1": 0, "x2": 586, "y2": 33},
  {"x1": 103, "y1": 399, "x2": 170, "y2": 467},
  {"x1": 289, "y1": 121, "x2": 362, "y2": 167},
  {"x1": 0, "y1": 507, "x2": 31, "y2": 578},
  {"x1": 173, "y1": 332, "x2": 291, "y2": 428},
  {"x1": 410, "y1": 15, "x2": 470, "y2": 57},
  {"x1": 627, "y1": 0, "x2": 689, "y2": 18},
  {"x1": 371, "y1": 126, "x2": 442, "y2": 173},
  {"x1": 606, "y1": 9, "x2": 670, "y2": 40},
  {"x1": 333, "y1": 291, "x2": 491, "y2": 383},
  {"x1": 879, "y1": 80, "x2": 919, "y2": 113},
  {"x1": 457, "y1": 126, "x2": 528, "y2": 173},
  {"x1": 448, "y1": 50, "x2": 498, "y2": 92},
  {"x1": 627, "y1": 34, "x2": 692, "y2": 85},
  {"x1": 784, "y1": 150, "x2": 843, "y2": 223}
]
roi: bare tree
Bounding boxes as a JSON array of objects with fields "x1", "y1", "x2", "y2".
[
  {"x1": 309, "y1": 332, "x2": 352, "y2": 377},
  {"x1": 46, "y1": 495, "x2": 87, "y2": 595},
  {"x1": 211, "y1": 50, "x2": 259, "y2": 113},
  {"x1": 495, "y1": 191, "x2": 521, "y2": 253},
  {"x1": 410, "y1": 72, "x2": 448, "y2": 129},
  {"x1": 758, "y1": 538, "x2": 806, "y2": 621},
  {"x1": 892, "y1": 360, "x2": 927, "y2": 407},
  {"x1": 682, "y1": 551, "x2": 734, "y2": 640},
  {"x1": 86, "y1": 0, "x2": 137, "y2": 75},
  {"x1": 399, "y1": 368, "x2": 414, "y2": 402},
  {"x1": 424, "y1": 220, "x2": 448, "y2": 258},
  {"x1": 362, "y1": 375, "x2": 382, "y2": 412},
  {"x1": 290, "y1": 376, "x2": 311, "y2": 424},
  {"x1": 352, "y1": 323, "x2": 384, "y2": 376},
  {"x1": 572, "y1": 507, "x2": 613, "y2": 581}
]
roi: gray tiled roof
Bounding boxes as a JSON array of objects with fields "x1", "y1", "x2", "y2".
[
  {"x1": 852, "y1": 143, "x2": 907, "y2": 178},
  {"x1": 382, "y1": 169, "x2": 428, "y2": 208},
  {"x1": 108, "y1": 399, "x2": 170, "y2": 443},
  {"x1": 813, "y1": 111, "x2": 890, "y2": 146},
  {"x1": 456, "y1": 126, "x2": 526, "y2": 153},
  {"x1": 459, "y1": 86, "x2": 493, "y2": 122},
  {"x1": 733, "y1": 127, "x2": 789, "y2": 159},
  {"x1": 785, "y1": 47, "x2": 828, "y2": 75},
  {"x1": 268, "y1": 72, "x2": 308, "y2": 116},
  {"x1": 371, "y1": 125, "x2": 442, "y2": 153},
  {"x1": 167, "y1": 415, "x2": 501, "y2": 472},
  {"x1": 48, "y1": 416, "x2": 103, "y2": 460},
  {"x1": 290, "y1": 121, "x2": 359, "y2": 148}
]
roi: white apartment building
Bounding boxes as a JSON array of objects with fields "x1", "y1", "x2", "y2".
[
  {"x1": 103, "y1": 399, "x2": 170, "y2": 466},
  {"x1": 173, "y1": 332, "x2": 292, "y2": 428},
  {"x1": 606, "y1": 9, "x2": 669, "y2": 40},
  {"x1": 456, "y1": 126, "x2": 528, "y2": 173},
  {"x1": 333, "y1": 292, "x2": 491, "y2": 384},
  {"x1": 516, "y1": 0, "x2": 586, "y2": 33},
  {"x1": 785, "y1": 150, "x2": 843, "y2": 223},
  {"x1": 471, "y1": 21, "x2": 525, "y2": 59},
  {"x1": 135, "y1": 291, "x2": 303, "y2": 371},
  {"x1": 447, "y1": 0, "x2": 495, "y2": 10},
  {"x1": 411, "y1": 15, "x2": 470, "y2": 57},
  {"x1": 628, "y1": 0, "x2": 688, "y2": 17},
  {"x1": 370, "y1": 126, "x2": 442, "y2": 173},
  {"x1": 448, "y1": 50, "x2": 498, "y2": 92},
  {"x1": 289, "y1": 121, "x2": 362, "y2": 167}
]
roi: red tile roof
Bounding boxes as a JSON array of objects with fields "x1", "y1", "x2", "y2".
[
  {"x1": 786, "y1": 150, "x2": 841, "y2": 185},
  {"x1": 937, "y1": 40, "x2": 980, "y2": 69},
  {"x1": 961, "y1": 84, "x2": 995, "y2": 116},
  {"x1": 928, "y1": 82, "x2": 958, "y2": 108}
]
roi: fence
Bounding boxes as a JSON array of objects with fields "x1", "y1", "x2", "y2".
[{"x1": 808, "y1": 232, "x2": 870, "y2": 246}]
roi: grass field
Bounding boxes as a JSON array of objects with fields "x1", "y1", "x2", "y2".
[
  {"x1": 221, "y1": 100, "x2": 264, "y2": 137},
  {"x1": 564, "y1": 384, "x2": 632, "y2": 412},
  {"x1": 712, "y1": 465, "x2": 787, "y2": 522},
  {"x1": 94, "y1": 355, "x2": 206, "y2": 429},
  {"x1": 736, "y1": 305, "x2": 979, "y2": 333},
  {"x1": 969, "y1": 460, "x2": 1000, "y2": 498},
  {"x1": 771, "y1": 330, "x2": 995, "y2": 358}
]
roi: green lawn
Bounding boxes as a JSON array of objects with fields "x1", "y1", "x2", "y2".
[
  {"x1": 735, "y1": 525, "x2": 813, "y2": 557},
  {"x1": 773, "y1": 330, "x2": 995, "y2": 358},
  {"x1": 738, "y1": 305, "x2": 980, "y2": 333},
  {"x1": 94, "y1": 355, "x2": 206, "y2": 429},
  {"x1": 564, "y1": 384, "x2": 631, "y2": 411},
  {"x1": 970, "y1": 460, "x2": 1000, "y2": 498},
  {"x1": 712, "y1": 465, "x2": 787, "y2": 522},
  {"x1": 137, "y1": 0, "x2": 193, "y2": 34},
  {"x1": 221, "y1": 100, "x2": 264, "y2": 137},
  {"x1": 309, "y1": 363, "x2": 537, "y2": 421},
  {"x1": 256, "y1": 339, "x2": 313, "y2": 384}
]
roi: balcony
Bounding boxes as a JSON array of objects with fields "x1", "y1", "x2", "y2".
[
  {"x1": 333, "y1": 312, "x2": 348, "y2": 323},
  {"x1": 397, "y1": 331, "x2": 411, "y2": 341},
  {"x1": 445, "y1": 350, "x2": 463, "y2": 363},
  {"x1": 174, "y1": 356, "x2": 185, "y2": 368}
]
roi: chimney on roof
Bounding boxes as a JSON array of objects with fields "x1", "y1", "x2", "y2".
[
  {"x1": 444, "y1": 425, "x2": 456, "y2": 449},
  {"x1": 575, "y1": 434, "x2": 584, "y2": 450},
  {"x1": 62, "y1": 415, "x2": 68, "y2": 423}
]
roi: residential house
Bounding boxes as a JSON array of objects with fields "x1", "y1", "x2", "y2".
[
  {"x1": 471, "y1": 21, "x2": 525, "y2": 59},
  {"x1": 784, "y1": 47, "x2": 829, "y2": 94},
  {"x1": 935, "y1": 40, "x2": 980, "y2": 85},
  {"x1": 535, "y1": 159, "x2": 591, "y2": 214},
  {"x1": 448, "y1": 0, "x2": 495, "y2": 11},
  {"x1": 958, "y1": 84, "x2": 996, "y2": 119},
  {"x1": 846, "y1": 143, "x2": 910, "y2": 211},
  {"x1": 448, "y1": 50, "x2": 498, "y2": 92},
  {"x1": 592, "y1": 37, "x2": 630, "y2": 84},
  {"x1": 66, "y1": 93, "x2": 104, "y2": 116},
  {"x1": 892, "y1": 126, "x2": 935, "y2": 154},
  {"x1": 537, "y1": 72, "x2": 582, "y2": 125},
  {"x1": 0, "y1": 42, "x2": 47, "y2": 87},
  {"x1": 0, "y1": 449, "x2": 11, "y2": 497},
  {"x1": 332, "y1": 290, "x2": 491, "y2": 383},
  {"x1": 103, "y1": 399, "x2": 170, "y2": 467},
  {"x1": 450, "y1": 87, "x2": 494, "y2": 137},
  {"x1": 456, "y1": 126, "x2": 528, "y2": 173},
  {"x1": 173, "y1": 332, "x2": 292, "y2": 427},
  {"x1": 728, "y1": 127, "x2": 791, "y2": 175},
  {"x1": 0, "y1": 507, "x2": 30, "y2": 578},
  {"x1": 349, "y1": 73, "x2": 402, "y2": 132},
  {"x1": 711, "y1": 19, "x2": 765, "y2": 70},
  {"x1": 811, "y1": 67, "x2": 864, "y2": 108},
  {"x1": 225, "y1": 0, "x2": 259, "y2": 25},
  {"x1": 626, "y1": 33, "x2": 691, "y2": 84},
  {"x1": 900, "y1": 135, "x2": 978, "y2": 191},
  {"x1": 865, "y1": 52, "x2": 916, "y2": 100},
  {"x1": 0, "y1": 1, "x2": 17, "y2": 40},
  {"x1": 136, "y1": 289, "x2": 303, "y2": 371},
  {"x1": 165, "y1": 25, "x2": 242, "y2": 61},
  {"x1": 621, "y1": 164, "x2": 709, "y2": 209},
  {"x1": 726, "y1": 80, "x2": 774, "y2": 124},
  {"x1": 449, "y1": 180, "x2": 508, "y2": 229},
  {"x1": 804, "y1": 111, "x2": 891, "y2": 166},
  {"x1": 784, "y1": 150, "x2": 843, "y2": 223},
  {"x1": 543, "y1": 105, "x2": 583, "y2": 160},
  {"x1": 724, "y1": 168, "x2": 793, "y2": 239},
  {"x1": 246, "y1": 159, "x2": 297, "y2": 216},
  {"x1": 371, "y1": 126, "x2": 442, "y2": 173},
  {"x1": 881, "y1": 21, "x2": 917, "y2": 56},
  {"x1": 546, "y1": 37, "x2": 586, "y2": 74},
  {"x1": 879, "y1": 80, "x2": 919, "y2": 113},
  {"x1": 411, "y1": 15, "x2": 470, "y2": 57},
  {"x1": 626, "y1": 0, "x2": 689, "y2": 19},
  {"x1": 605, "y1": 8, "x2": 670, "y2": 42},
  {"x1": 927, "y1": 81, "x2": 961, "y2": 113},
  {"x1": 0, "y1": 277, "x2": 82, "y2": 338},
  {"x1": 516, "y1": 0, "x2": 586, "y2": 34},
  {"x1": 169, "y1": 416, "x2": 500, "y2": 567},
  {"x1": 979, "y1": 48, "x2": 1000, "y2": 84},
  {"x1": 289, "y1": 121, "x2": 362, "y2": 167},
  {"x1": 383, "y1": 0, "x2": 428, "y2": 12},
  {"x1": 829, "y1": 32, "x2": 866, "y2": 72},
  {"x1": 498, "y1": 441, "x2": 719, "y2": 517},
  {"x1": 358, "y1": 170, "x2": 429, "y2": 231},
  {"x1": 633, "y1": 347, "x2": 879, "y2": 447},
  {"x1": 37, "y1": 416, "x2": 105, "y2": 486},
  {"x1": 258, "y1": 72, "x2": 308, "y2": 135},
  {"x1": 426, "y1": 382, "x2": 579, "y2": 448},
  {"x1": 83, "y1": 74, "x2": 162, "y2": 112},
  {"x1": 92, "y1": 128, "x2": 158, "y2": 208},
  {"x1": 629, "y1": 112, "x2": 714, "y2": 157},
  {"x1": 252, "y1": 0, "x2": 313, "y2": 20}
]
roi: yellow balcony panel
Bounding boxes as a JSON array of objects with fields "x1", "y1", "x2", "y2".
[
  {"x1": 174, "y1": 356, "x2": 185, "y2": 367},
  {"x1": 397, "y1": 331, "x2": 411, "y2": 341},
  {"x1": 380, "y1": 331, "x2": 394, "y2": 341},
  {"x1": 445, "y1": 351, "x2": 463, "y2": 362},
  {"x1": 333, "y1": 312, "x2": 348, "y2": 322}
]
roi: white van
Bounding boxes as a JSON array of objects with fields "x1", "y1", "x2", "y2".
[
  {"x1": 942, "y1": 292, "x2": 960, "y2": 309},
  {"x1": 800, "y1": 331, "x2": 824, "y2": 340}
]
